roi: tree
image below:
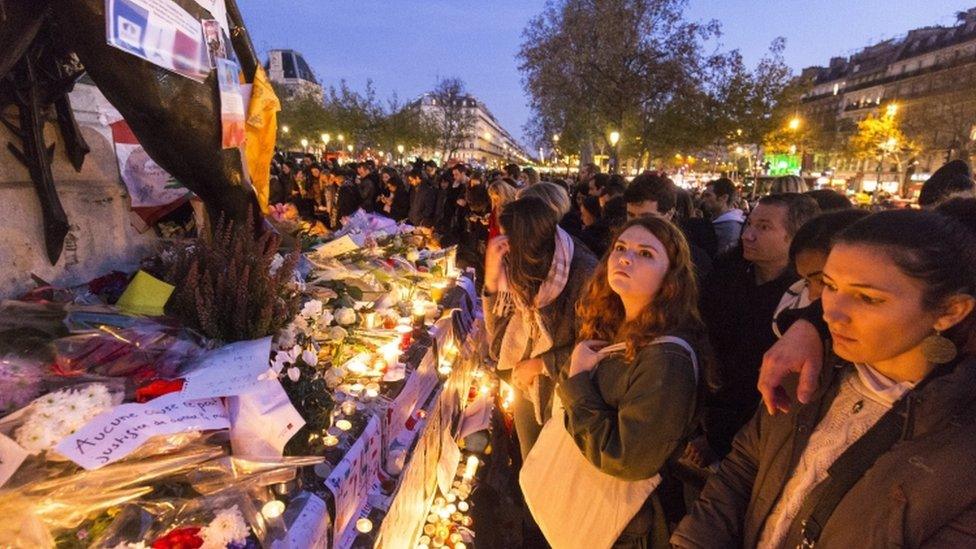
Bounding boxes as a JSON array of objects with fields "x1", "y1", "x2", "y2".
[
  {"x1": 718, "y1": 38, "x2": 799, "y2": 167},
  {"x1": 274, "y1": 82, "x2": 330, "y2": 150},
  {"x1": 518, "y1": 0, "x2": 727, "y2": 168},
  {"x1": 849, "y1": 105, "x2": 919, "y2": 196},
  {"x1": 427, "y1": 78, "x2": 478, "y2": 159}
]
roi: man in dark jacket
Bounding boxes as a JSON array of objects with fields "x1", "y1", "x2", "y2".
[
  {"x1": 699, "y1": 193, "x2": 818, "y2": 457},
  {"x1": 623, "y1": 173, "x2": 714, "y2": 280},
  {"x1": 355, "y1": 161, "x2": 381, "y2": 213},
  {"x1": 407, "y1": 169, "x2": 437, "y2": 229}
]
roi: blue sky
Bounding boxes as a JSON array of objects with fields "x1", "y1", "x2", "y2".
[{"x1": 237, "y1": 0, "x2": 976, "y2": 145}]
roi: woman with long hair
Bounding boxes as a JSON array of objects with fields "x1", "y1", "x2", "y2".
[
  {"x1": 483, "y1": 196, "x2": 597, "y2": 458},
  {"x1": 487, "y1": 179, "x2": 517, "y2": 242},
  {"x1": 533, "y1": 216, "x2": 712, "y2": 548},
  {"x1": 675, "y1": 209, "x2": 976, "y2": 547}
]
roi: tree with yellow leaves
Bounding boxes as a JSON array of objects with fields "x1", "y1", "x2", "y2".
[{"x1": 848, "y1": 104, "x2": 919, "y2": 196}]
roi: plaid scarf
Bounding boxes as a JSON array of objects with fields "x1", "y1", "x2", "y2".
[{"x1": 495, "y1": 227, "x2": 574, "y2": 423}]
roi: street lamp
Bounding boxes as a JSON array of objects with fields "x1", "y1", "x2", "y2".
[
  {"x1": 397, "y1": 144, "x2": 405, "y2": 164},
  {"x1": 608, "y1": 131, "x2": 621, "y2": 173},
  {"x1": 886, "y1": 103, "x2": 898, "y2": 118},
  {"x1": 300, "y1": 138, "x2": 309, "y2": 152},
  {"x1": 347, "y1": 144, "x2": 353, "y2": 153},
  {"x1": 788, "y1": 117, "x2": 801, "y2": 131},
  {"x1": 282, "y1": 125, "x2": 290, "y2": 134},
  {"x1": 337, "y1": 134, "x2": 344, "y2": 143},
  {"x1": 321, "y1": 133, "x2": 331, "y2": 150}
]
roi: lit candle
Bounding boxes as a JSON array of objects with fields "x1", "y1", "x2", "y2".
[
  {"x1": 261, "y1": 500, "x2": 285, "y2": 520},
  {"x1": 462, "y1": 455, "x2": 479, "y2": 481},
  {"x1": 336, "y1": 419, "x2": 353, "y2": 431},
  {"x1": 412, "y1": 300, "x2": 426, "y2": 327},
  {"x1": 323, "y1": 434, "x2": 339, "y2": 447},
  {"x1": 365, "y1": 382, "x2": 380, "y2": 399},
  {"x1": 380, "y1": 342, "x2": 400, "y2": 367},
  {"x1": 457, "y1": 501, "x2": 469, "y2": 513},
  {"x1": 363, "y1": 311, "x2": 378, "y2": 330},
  {"x1": 430, "y1": 281, "x2": 447, "y2": 302},
  {"x1": 356, "y1": 518, "x2": 373, "y2": 534},
  {"x1": 346, "y1": 358, "x2": 368, "y2": 375},
  {"x1": 340, "y1": 400, "x2": 357, "y2": 416},
  {"x1": 349, "y1": 383, "x2": 364, "y2": 397}
]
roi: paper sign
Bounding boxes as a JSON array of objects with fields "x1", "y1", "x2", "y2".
[
  {"x1": 457, "y1": 392, "x2": 492, "y2": 441},
  {"x1": 271, "y1": 493, "x2": 329, "y2": 549},
  {"x1": 216, "y1": 58, "x2": 246, "y2": 149},
  {"x1": 106, "y1": 0, "x2": 210, "y2": 82},
  {"x1": 0, "y1": 432, "x2": 28, "y2": 488},
  {"x1": 56, "y1": 391, "x2": 229, "y2": 470},
  {"x1": 437, "y1": 429, "x2": 460, "y2": 496},
  {"x1": 315, "y1": 234, "x2": 365, "y2": 259},
  {"x1": 109, "y1": 119, "x2": 190, "y2": 227},
  {"x1": 228, "y1": 378, "x2": 305, "y2": 457},
  {"x1": 193, "y1": 0, "x2": 230, "y2": 38},
  {"x1": 325, "y1": 416, "x2": 382, "y2": 546},
  {"x1": 116, "y1": 270, "x2": 175, "y2": 316},
  {"x1": 181, "y1": 336, "x2": 272, "y2": 399}
]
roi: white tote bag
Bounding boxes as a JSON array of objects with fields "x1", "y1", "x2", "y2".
[{"x1": 519, "y1": 336, "x2": 699, "y2": 549}]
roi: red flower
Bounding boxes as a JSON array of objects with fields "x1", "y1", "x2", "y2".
[
  {"x1": 151, "y1": 526, "x2": 203, "y2": 549},
  {"x1": 135, "y1": 379, "x2": 185, "y2": 403}
]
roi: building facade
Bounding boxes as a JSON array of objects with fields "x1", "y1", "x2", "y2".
[
  {"x1": 798, "y1": 8, "x2": 976, "y2": 185},
  {"x1": 265, "y1": 49, "x2": 324, "y2": 102},
  {"x1": 416, "y1": 93, "x2": 529, "y2": 168}
]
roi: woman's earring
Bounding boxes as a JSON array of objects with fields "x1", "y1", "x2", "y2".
[{"x1": 921, "y1": 330, "x2": 958, "y2": 364}]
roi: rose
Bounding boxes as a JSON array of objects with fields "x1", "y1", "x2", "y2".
[{"x1": 335, "y1": 307, "x2": 357, "y2": 326}]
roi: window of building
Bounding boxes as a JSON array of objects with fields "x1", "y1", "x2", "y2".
[{"x1": 281, "y1": 52, "x2": 297, "y2": 79}]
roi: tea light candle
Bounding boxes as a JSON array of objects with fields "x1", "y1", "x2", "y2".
[
  {"x1": 340, "y1": 400, "x2": 358, "y2": 416},
  {"x1": 348, "y1": 383, "x2": 364, "y2": 397},
  {"x1": 430, "y1": 281, "x2": 447, "y2": 302},
  {"x1": 323, "y1": 434, "x2": 340, "y2": 447},
  {"x1": 335, "y1": 419, "x2": 353, "y2": 431},
  {"x1": 412, "y1": 300, "x2": 426, "y2": 327},
  {"x1": 365, "y1": 382, "x2": 380, "y2": 399},
  {"x1": 261, "y1": 500, "x2": 285, "y2": 520},
  {"x1": 462, "y1": 455, "x2": 479, "y2": 481},
  {"x1": 356, "y1": 518, "x2": 373, "y2": 534},
  {"x1": 363, "y1": 311, "x2": 378, "y2": 330}
]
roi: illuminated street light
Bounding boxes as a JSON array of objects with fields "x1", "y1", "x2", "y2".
[
  {"x1": 553, "y1": 133, "x2": 560, "y2": 144},
  {"x1": 788, "y1": 117, "x2": 801, "y2": 131},
  {"x1": 337, "y1": 134, "x2": 344, "y2": 143},
  {"x1": 281, "y1": 125, "x2": 290, "y2": 134},
  {"x1": 300, "y1": 138, "x2": 309, "y2": 151},
  {"x1": 886, "y1": 103, "x2": 899, "y2": 117},
  {"x1": 483, "y1": 131, "x2": 492, "y2": 141},
  {"x1": 321, "y1": 133, "x2": 331, "y2": 146},
  {"x1": 608, "y1": 131, "x2": 620, "y2": 147},
  {"x1": 397, "y1": 144, "x2": 405, "y2": 155},
  {"x1": 347, "y1": 144, "x2": 354, "y2": 153}
]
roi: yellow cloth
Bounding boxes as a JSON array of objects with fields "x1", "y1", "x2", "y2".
[
  {"x1": 116, "y1": 271, "x2": 175, "y2": 316},
  {"x1": 244, "y1": 66, "x2": 280, "y2": 214}
]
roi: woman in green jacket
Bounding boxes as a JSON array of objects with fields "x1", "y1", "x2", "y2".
[{"x1": 557, "y1": 215, "x2": 714, "y2": 548}]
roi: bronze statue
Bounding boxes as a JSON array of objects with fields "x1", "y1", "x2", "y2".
[{"x1": 0, "y1": 0, "x2": 264, "y2": 264}]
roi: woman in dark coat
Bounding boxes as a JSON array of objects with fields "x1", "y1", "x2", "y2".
[
  {"x1": 556, "y1": 216, "x2": 711, "y2": 548},
  {"x1": 674, "y1": 210, "x2": 976, "y2": 548}
]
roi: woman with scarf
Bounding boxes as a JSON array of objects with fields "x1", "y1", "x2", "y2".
[
  {"x1": 483, "y1": 196, "x2": 597, "y2": 458},
  {"x1": 674, "y1": 209, "x2": 976, "y2": 548}
]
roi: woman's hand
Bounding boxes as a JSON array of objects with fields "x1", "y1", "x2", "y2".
[
  {"x1": 513, "y1": 357, "x2": 544, "y2": 392},
  {"x1": 569, "y1": 340, "x2": 609, "y2": 377},
  {"x1": 484, "y1": 235, "x2": 509, "y2": 295}
]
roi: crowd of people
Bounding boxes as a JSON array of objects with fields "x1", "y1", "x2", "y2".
[{"x1": 271, "y1": 151, "x2": 976, "y2": 547}]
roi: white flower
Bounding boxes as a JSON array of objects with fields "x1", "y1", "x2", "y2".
[
  {"x1": 287, "y1": 367, "x2": 301, "y2": 382},
  {"x1": 301, "y1": 349, "x2": 318, "y2": 367},
  {"x1": 301, "y1": 299, "x2": 324, "y2": 319},
  {"x1": 323, "y1": 366, "x2": 347, "y2": 389},
  {"x1": 199, "y1": 505, "x2": 250, "y2": 548},
  {"x1": 271, "y1": 353, "x2": 289, "y2": 374},
  {"x1": 275, "y1": 323, "x2": 298, "y2": 350},
  {"x1": 319, "y1": 309, "x2": 334, "y2": 327},
  {"x1": 335, "y1": 307, "x2": 357, "y2": 326},
  {"x1": 327, "y1": 326, "x2": 348, "y2": 341},
  {"x1": 269, "y1": 254, "x2": 284, "y2": 276},
  {"x1": 14, "y1": 383, "x2": 113, "y2": 454}
]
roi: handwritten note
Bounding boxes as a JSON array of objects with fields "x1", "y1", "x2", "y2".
[
  {"x1": 229, "y1": 378, "x2": 305, "y2": 457},
  {"x1": 56, "y1": 391, "x2": 229, "y2": 470},
  {"x1": 271, "y1": 492, "x2": 330, "y2": 549},
  {"x1": 325, "y1": 416, "x2": 382, "y2": 546},
  {"x1": 315, "y1": 234, "x2": 364, "y2": 259},
  {"x1": 437, "y1": 428, "x2": 461, "y2": 496},
  {"x1": 116, "y1": 270, "x2": 175, "y2": 316},
  {"x1": 181, "y1": 336, "x2": 272, "y2": 399},
  {"x1": 0, "y1": 432, "x2": 28, "y2": 488}
]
